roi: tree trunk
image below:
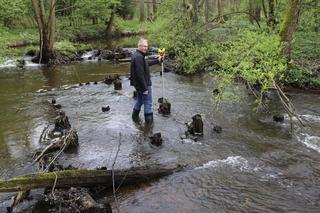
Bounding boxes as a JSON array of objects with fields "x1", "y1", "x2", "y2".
[
  {"x1": 234, "y1": 0, "x2": 240, "y2": 12},
  {"x1": 205, "y1": 0, "x2": 210, "y2": 29},
  {"x1": 48, "y1": 0, "x2": 55, "y2": 51},
  {"x1": 153, "y1": 0, "x2": 157, "y2": 16},
  {"x1": 249, "y1": 0, "x2": 254, "y2": 23},
  {"x1": 255, "y1": 3, "x2": 261, "y2": 22},
  {"x1": 0, "y1": 166, "x2": 182, "y2": 192},
  {"x1": 268, "y1": 0, "x2": 276, "y2": 28},
  {"x1": 139, "y1": 0, "x2": 145, "y2": 22},
  {"x1": 192, "y1": 0, "x2": 199, "y2": 23},
  {"x1": 31, "y1": 0, "x2": 56, "y2": 64},
  {"x1": 217, "y1": 0, "x2": 225, "y2": 23},
  {"x1": 106, "y1": 9, "x2": 115, "y2": 39},
  {"x1": 279, "y1": 0, "x2": 302, "y2": 58},
  {"x1": 146, "y1": 1, "x2": 150, "y2": 19},
  {"x1": 315, "y1": 0, "x2": 320, "y2": 32},
  {"x1": 261, "y1": 0, "x2": 268, "y2": 19}
]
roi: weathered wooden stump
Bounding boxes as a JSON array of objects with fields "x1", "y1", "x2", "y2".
[
  {"x1": 54, "y1": 111, "x2": 71, "y2": 131},
  {"x1": 186, "y1": 114, "x2": 203, "y2": 135},
  {"x1": 102, "y1": 106, "x2": 110, "y2": 112},
  {"x1": 104, "y1": 76, "x2": 113, "y2": 84},
  {"x1": 150, "y1": 133, "x2": 163, "y2": 146},
  {"x1": 114, "y1": 79, "x2": 122, "y2": 90},
  {"x1": 53, "y1": 104, "x2": 61, "y2": 109},
  {"x1": 213, "y1": 88, "x2": 220, "y2": 95},
  {"x1": 213, "y1": 125, "x2": 222, "y2": 133},
  {"x1": 104, "y1": 79, "x2": 113, "y2": 85},
  {"x1": 158, "y1": 97, "x2": 164, "y2": 103},
  {"x1": 158, "y1": 98, "x2": 171, "y2": 115},
  {"x1": 273, "y1": 114, "x2": 284, "y2": 122},
  {"x1": 51, "y1": 98, "x2": 56, "y2": 104}
]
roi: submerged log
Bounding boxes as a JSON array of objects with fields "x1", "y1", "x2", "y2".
[
  {"x1": 0, "y1": 166, "x2": 182, "y2": 192},
  {"x1": 8, "y1": 40, "x2": 37, "y2": 48}
]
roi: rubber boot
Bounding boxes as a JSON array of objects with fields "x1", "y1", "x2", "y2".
[
  {"x1": 144, "y1": 113, "x2": 154, "y2": 125},
  {"x1": 132, "y1": 109, "x2": 140, "y2": 122}
]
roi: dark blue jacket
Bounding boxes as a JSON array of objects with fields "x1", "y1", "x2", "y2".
[{"x1": 130, "y1": 50, "x2": 159, "y2": 92}]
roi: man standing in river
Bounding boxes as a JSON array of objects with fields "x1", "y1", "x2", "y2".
[{"x1": 130, "y1": 38, "x2": 160, "y2": 125}]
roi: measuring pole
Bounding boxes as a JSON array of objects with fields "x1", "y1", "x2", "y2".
[
  {"x1": 159, "y1": 48, "x2": 166, "y2": 100},
  {"x1": 162, "y1": 59, "x2": 165, "y2": 99}
]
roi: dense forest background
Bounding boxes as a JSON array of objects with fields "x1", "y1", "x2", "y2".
[{"x1": 0, "y1": 0, "x2": 319, "y2": 90}]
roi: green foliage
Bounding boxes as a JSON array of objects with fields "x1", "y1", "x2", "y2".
[
  {"x1": 73, "y1": 0, "x2": 120, "y2": 20},
  {"x1": 115, "y1": 18, "x2": 148, "y2": 32},
  {"x1": 213, "y1": 30, "x2": 287, "y2": 94},
  {"x1": 148, "y1": 0, "x2": 216, "y2": 73},
  {"x1": 218, "y1": 30, "x2": 286, "y2": 81},
  {"x1": 285, "y1": 31, "x2": 320, "y2": 88},
  {"x1": 0, "y1": 0, "x2": 28, "y2": 27},
  {"x1": 0, "y1": 28, "x2": 38, "y2": 58},
  {"x1": 54, "y1": 40, "x2": 92, "y2": 57},
  {"x1": 116, "y1": 0, "x2": 135, "y2": 19},
  {"x1": 292, "y1": 31, "x2": 320, "y2": 60}
]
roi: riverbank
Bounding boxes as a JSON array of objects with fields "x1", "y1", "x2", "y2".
[
  {"x1": 0, "y1": 18, "x2": 150, "y2": 63},
  {"x1": 1, "y1": 26, "x2": 319, "y2": 91}
]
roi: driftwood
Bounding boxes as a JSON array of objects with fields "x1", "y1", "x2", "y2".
[
  {"x1": 46, "y1": 187, "x2": 111, "y2": 213},
  {"x1": 11, "y1": 190, "x2": 30, "y2": 208},
  {"x1": 34, "y1": 129, "x2": 78, "y2": 163},
  {"x1": 0, "y1": 166, "x2": 182, "y2": 192}
]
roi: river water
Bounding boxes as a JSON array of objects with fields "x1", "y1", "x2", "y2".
[{"x1": 0, "y1": 56, "x2": 320, "y2": 212}]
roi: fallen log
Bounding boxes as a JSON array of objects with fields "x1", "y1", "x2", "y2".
[
  {"x1": 8, "y1": 40, "x2": 37, "y2": 48},
  {"x1": 0, "y1": 166, "x2": 182, "y2": 192}
]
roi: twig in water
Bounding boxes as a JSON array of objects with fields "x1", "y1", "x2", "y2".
[
  {"x1": 51, "y1": 172, "x2": 58, "y2": 200},
  {"x1": 112, "y1": 133, "x2": 122, "y2": 213}
]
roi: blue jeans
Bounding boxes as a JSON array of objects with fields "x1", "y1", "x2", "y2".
[{"x1": 134, "y1": 86, "x2": 153, "y2": 114}]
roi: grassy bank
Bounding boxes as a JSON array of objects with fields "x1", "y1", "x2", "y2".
[
  {"x1": 285, "y1": 31, "x2": 320, "y2": 89},
  {"x1": 0, "y1": 17, "x2": 151, "y2": 61}
]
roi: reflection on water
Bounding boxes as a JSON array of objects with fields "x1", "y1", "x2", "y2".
[
  {"x1": 0, "y1": 58, "x2": 320, "y2": 212},
  {"x1": 42, "y1": 68, "x2": 60, "y2": 88}
]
